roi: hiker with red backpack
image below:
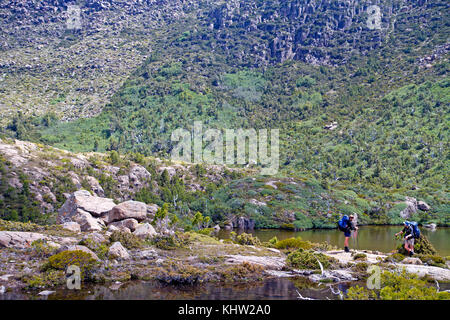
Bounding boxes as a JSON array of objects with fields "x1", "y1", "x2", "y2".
[
  {"x1": 337, "y1": 214, "x2": 358, "y2": 253},
  {"x1": 395, "y1": 221, "x2": 421, "y2": 256}
]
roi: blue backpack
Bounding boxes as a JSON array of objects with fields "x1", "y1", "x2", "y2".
[
  {"x1": 409, "y1": 221, "x2": 421, "y2": 239},
  {"x1": 338, "y1": 215, "x2": 349, "y2": 232}
]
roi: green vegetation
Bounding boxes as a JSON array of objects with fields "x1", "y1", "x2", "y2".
[
  {"x1": 23, "y1": 270, "x2": 65, "y2": 289},
  {"x1": 416, "y1": 255, "x2": 447, "y2": 268},
  {"x1": 232, "y1": 232, "x2": 261, "y2": 246},
  {"x1": 0, "y1": 0, "x2": 448, "y2": 230},
  {"x1": 152, "y1": 234, "x2": 186, "y2": 250},
  {"x1": 0, "y1": 159, "x2": 43, "y2": 223},
  {"x1": 273, "y1": 237, "x2": 313, "y2": 250},
  {"x1": 156, "y1": 261, "x2": 205, "y2": 285},
  {"x1": 109, "y1": 231, "x2": 144, "y2": 250},
  {"x1": 78, "y1": 238, "x2": 109, "y2": 260},
  {"x1": 220, "y1": 262, "x2": 265, "y2": 282},
  {"x1": 0, "y1": 219, "x2": 49, "y2": 232},
  {"x1": 286, "y1": 249, "x2": 336, "y2": 270},
  {"x1": 346, "y1": 270, "x2": 450, "y2": 300},
  {"x1": 30, "y1": 239, "x2": 59, "y2": 258},
  {"x1": 42, "y1": 250, "x2": 98, "y2": 280},
  {"x1": 386, "y1": 253, "x2": 406, "y2": 263},
  {"x1": 353, "y1": 253, "x2": 368, "y2": 261}
]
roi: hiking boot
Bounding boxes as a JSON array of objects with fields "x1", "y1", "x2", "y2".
[{"x1": 344, "y1": 246, "x2": 350, "y2": 253}]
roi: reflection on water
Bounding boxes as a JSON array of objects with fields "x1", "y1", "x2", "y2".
[
  {"x1": 218, "y1": 226, "x2": 450, "y2": 256},
  {"x1": 1, "y1": 278, "x2": 355, "y2": 300},
  {"x1": 3, "y1": 277, "x2": 448, "y2": 300}
]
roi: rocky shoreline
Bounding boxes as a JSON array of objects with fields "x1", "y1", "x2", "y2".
[{"x1": 1, "y1": 222, "x2": 449, "y2": 298}]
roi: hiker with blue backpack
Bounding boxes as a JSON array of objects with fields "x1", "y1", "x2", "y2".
[
  {"x1": 395, "y1": 221, "x2": 421, "y2": 256},
  {"x1": 337, "y1": 214, "x2": 358, "y2": 253}
]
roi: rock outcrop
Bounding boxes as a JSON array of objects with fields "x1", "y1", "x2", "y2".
[
  {"x1": 108, "y1": 218, "x2": 139, "y2": 233},
  {"x1": 108, "y1": 242, "x2": 130, "y2": 260},
  {"x1": 133, "y1": 223, "x2": 157, "y2": 239},
  {"x1": 402, "y1": 257, "x2": 423, "y2": 265},
  {"x1": 418, "y1": 201, "x2": 431, "y2": 211},
  {"x1": 69, "y1": 208, "x2": 106, "y2": 232},
  {"x1": 232, "y1": 216, "x2": 255, "y2": 230},
  {"x1": 400, "y1": 196, "x2": 418, "y2": 219},
  {"x1": 102, "y1": 200, "x2": 147, "y2": 224},
  {"x1": 57, "y1": 190, "x2": 116, "y2": 221},
  {"x1": 400, "y1": 197, "x2": 432, "y2": 219},
  {"x1": 61, "y1": 222, "x2": 81, "y2": 233},
  {"x1": 0, "y1": 231, "x2": 49, "y2": 248},
  {"x1": 57, "y1": 191, "x2": 158, "y2": 236},
  {"x1": 0, "y1": 231, "x2": 77, "y2": 249}
]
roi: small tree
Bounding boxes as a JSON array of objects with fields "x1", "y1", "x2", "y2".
[
  {"x1": 191, "y1": 211, "x2": 203, "y2": 230},
  {"x1": 152, "y1": 203, "x2": 177, "y2": 235}
]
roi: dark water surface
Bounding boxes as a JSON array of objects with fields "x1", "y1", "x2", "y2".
[
  {"x1": 1, "y1": 278, "x2": 356, "y2": 300},
  {"x1": 218, "y1": 226, "x2": 450, "y2": 256},
  {"x1": 3, "y1": 278, "x2": 449, "y2": 300}
]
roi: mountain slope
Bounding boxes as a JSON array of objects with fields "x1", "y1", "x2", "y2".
[{"x1": 0, "y1": 0, "x2": 448, "y2": 227}]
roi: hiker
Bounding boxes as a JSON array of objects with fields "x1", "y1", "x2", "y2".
[
  {"x1": 395, "y1": 221, "x2": 419, "y2": 256},
  {"x1": 338, "y1": 214, "x2": 358, "y2": 252}
]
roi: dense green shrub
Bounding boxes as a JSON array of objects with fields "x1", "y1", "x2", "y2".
[
  {"x1": 78, "y1": 238, "x2": 109, "y2": 260},
  {"x1": 293, "y1": 212, "x2": 313, "y2": 230},
  {"x1": 274, "y1": 237, "x2": 312, "y2": 250},
  {"x1": 385, "y1": 253, "x2": 406, "y2": 263},
  {"x1": 42, "y1": 250, "x2": 98, "y2": 279},
  {"x1": 152, "y1": 233, "x2": 190, "y2": 250},
  {"x1": 234, "y1": 233, "x2": 261, "y2": 246},
  {"x1": 109, "y1": 231, "x2": 143, "y2": 249},
  {"x1": 346, "y1": 270, "x2": 450, "y2": 300},
  {"x1": 286, "y1": 249, "x2": 336, "y2": 270},
  {"x1": 23, "y1": 270, "x2": 65, "y2": 289}
]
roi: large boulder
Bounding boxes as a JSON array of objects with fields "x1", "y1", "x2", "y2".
[
  {"x1": 232, "y1": 216, "x2": 255, "y2": 230},
  {"x1": 103, "y1": 200, "x2": 147, "y2": 224},
  {"x1": 400, "y1": 197, "x2": 418, "y2": 219},
  {"x1": 418, "y1": 201, "x2": 431, "y2": 211},
  {"x1": 0, "y1": 231, "x2": 77, "y2": 249},
  {"x1": 133, "y1": 223, "x2": 157, "y2": 239},
  {"x1": 0, "y1": 231, "x2": 48, "y2": 248},
  {"x1": 424, "y1": 223, "x2": 437, "y2": 230},
  {"x1": 71, "y1": 209, "x2": 106, "y2": 232},
  {"x1": 108, "y1": 242, "x2": 130, "y2": 260},
  {"x1": 61, "y1": 222, "x2": 81, "y2": 233},
  {"x1": 108, "y1": 218, "x2": 139, "y2": 232},
  {"x1": 57, "y1": 190, "x2": 116, "y2": 223},
  {"x1": 146, "y1": 204, "x2": 159, "y2": 217}
]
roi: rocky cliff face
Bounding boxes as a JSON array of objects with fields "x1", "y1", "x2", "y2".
[
  {"x1": 0, "y1": 0, "x2": 444, "y2": 123},
  {"x1": 204, "y1": 0, "x2": 439, "y2": 66}
]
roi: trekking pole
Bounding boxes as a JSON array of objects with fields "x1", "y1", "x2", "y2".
[{"x1": 353, "y1": 213, "x2": 358, "y2": 251}]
